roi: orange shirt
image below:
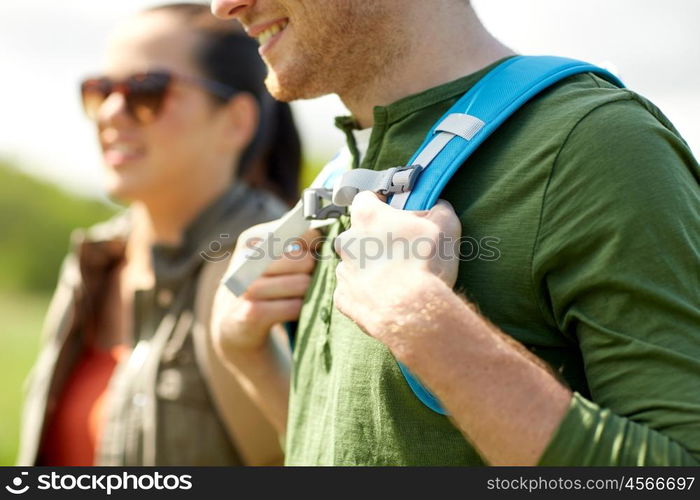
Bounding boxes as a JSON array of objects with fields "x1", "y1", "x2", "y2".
[{"x1": 40, "y1": 344, "x2": 129, "y2": 466}]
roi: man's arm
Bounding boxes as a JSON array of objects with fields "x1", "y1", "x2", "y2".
[
  {"x1": 334, "y1": 97, "x2": 700, "y2": 465},
  {"x1": 532, "y1": 97, "x2": 700, "y2": 465},
  {"x1": 333, "y1": 197, "x2": 571, "y2": 465}
]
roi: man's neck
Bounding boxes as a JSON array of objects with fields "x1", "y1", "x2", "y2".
[{"x1": 341, "y1": 5, "x2": 515, "y2": 128}]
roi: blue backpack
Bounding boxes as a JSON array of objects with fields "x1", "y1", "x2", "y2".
[{"x1": 303, "y1": 55, "x2": 625, "y2": 414}]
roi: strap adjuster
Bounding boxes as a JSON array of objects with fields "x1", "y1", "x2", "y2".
[
  {"x1": 302, "y1": 187, "x2": 348, "y2": 220},
  {"x1": 385, "y1": 165, "x2": 424, "y2": 194},
  {"x1": 302, "y1": 165, "x2": 424, "y2": 220},
  {"x1": 332, "y1": 165, "x2": 423, "y2": 206}
]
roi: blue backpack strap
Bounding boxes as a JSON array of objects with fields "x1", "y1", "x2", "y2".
[{"x1": 391, "y1": 55, "x2": 624, "y2": 414}]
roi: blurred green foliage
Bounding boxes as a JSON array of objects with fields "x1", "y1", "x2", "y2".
[
  {"x1": 0, "y1": 161, "x2": 118, "y2": 293},
  {"x1": 0, "y1": 160, "x2": 118, "y2": 464},
  {"x1": 300, "y1": 156, "x2": 326, "y2": 191},
  {"x1": 0, "y1": 290, "x2": 51, "y2": 465}
]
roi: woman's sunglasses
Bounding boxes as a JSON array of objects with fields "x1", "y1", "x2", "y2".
[{"x1": 80, "y1": 71, "x2": 237, "y2": 124}]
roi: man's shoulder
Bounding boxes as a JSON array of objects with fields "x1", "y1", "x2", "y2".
[
  {"x1": 538, "y1": 73, "x2": 696, "y2": 177},
  {"x1": 468, "y1": 69, "x2": 693, "y2": 181},
  {"x1": 517, "y1": 72, "x2": 636, "y2": 136},
  {"x1": 522, "y1": 71, "x2": 688, "y2": 149}
]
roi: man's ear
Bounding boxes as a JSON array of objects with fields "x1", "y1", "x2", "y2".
[{"x1": 220, "y1": 92, "x2": 259, "y2": 153}]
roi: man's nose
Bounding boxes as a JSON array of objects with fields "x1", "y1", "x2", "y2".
[{"x1": 211, "y1": 0, "x2": 255, "y2": 20}]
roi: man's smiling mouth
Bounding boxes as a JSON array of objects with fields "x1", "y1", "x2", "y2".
[{"x1": 255, "y1": 19, "x2": 289, "y2": 46}]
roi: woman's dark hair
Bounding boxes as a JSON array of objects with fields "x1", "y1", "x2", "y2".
[{"x1": 146, "y1": 3, "x2": 301, "y2": 206}]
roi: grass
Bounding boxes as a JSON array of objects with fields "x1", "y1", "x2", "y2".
[{"x1": 0, "y1": 289, "x2": 49, "y2": 465}]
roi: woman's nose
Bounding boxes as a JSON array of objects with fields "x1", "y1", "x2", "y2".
[
  {"x1": 97, "y1": 92, "x2": 132, "y2": 127},
  {"x1": 211, "y1": 0, "x2": 256, "y2": 20}
]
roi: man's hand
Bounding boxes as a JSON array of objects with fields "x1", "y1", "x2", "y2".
[
  {"x1": 212, "y1": 221, "x2": 320, "y2": 357},
  {"x1": 333, "y1": 191, "x2": 461, "y2": 352}
]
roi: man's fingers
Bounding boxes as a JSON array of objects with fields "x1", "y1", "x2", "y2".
[
  {"x1": 353, "y1": 190, "x2": 388, "y2": 205},
  {"x1": 408, "y1": 200, "x2": 461, "y2": 236},
  {"x1": 264, "y1": 248, "x2": 316, "y2": 275},
  {"x1": 242, "y1": 298, "x2": 304, "y2": 325},
  {"x1": 350, "y1": 190, "x2": 391, "y2": 225},
  {"x1": 245, "y1": 273, "x2": 312, "y2": 300},
  {"x1": 427, "y1": 200, "x2": 461, "y2": 237}
]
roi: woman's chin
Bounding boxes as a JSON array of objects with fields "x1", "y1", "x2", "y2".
[{"x1": 104, "y1": 176, "x2": 141, "y2": 204}]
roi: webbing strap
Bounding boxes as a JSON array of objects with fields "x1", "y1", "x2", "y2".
[
  {"x1": 222, "y1": 200, "x2": 310, "y2": 296},
  {"x1": 390, "y1": 133, "x2": 452, "y2": 209},
  {"x1": 436, "y1": 113, "x2": 485, "y2": 141},
  {"x1": 332, "y1": 168, "x2": 397, "y2": 206},
  {"x1": 390, "y1": 115, "x2": 484, "y2": 210}
]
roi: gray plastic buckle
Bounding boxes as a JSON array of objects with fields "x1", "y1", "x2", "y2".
[
  {"x1": 386, "y1": 165, "x2": 423, "y2": 194},
  {"x1": 330, "y1": 165, "x2": 425, "y2": 207},
  {"x1": 302, "y1": 187, "x2": 348, "y2": 220}
]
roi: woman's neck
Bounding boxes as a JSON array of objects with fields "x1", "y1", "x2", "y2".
[{"x1": 123, "y1": 181, "x2": 229, "y2": 289}]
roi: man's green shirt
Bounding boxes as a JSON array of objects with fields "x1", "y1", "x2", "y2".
[{"x1": 286, "y1": 60, "x2": 700, "y2": 465}]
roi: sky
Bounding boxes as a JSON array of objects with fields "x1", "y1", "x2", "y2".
[{"x1": 1, "y1": 0, "x2": 698, "y2": 198}]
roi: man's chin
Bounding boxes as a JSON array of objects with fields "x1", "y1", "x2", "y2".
[{"x1": 264, "y1": 69, "x2": 326, "y2": 103}]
